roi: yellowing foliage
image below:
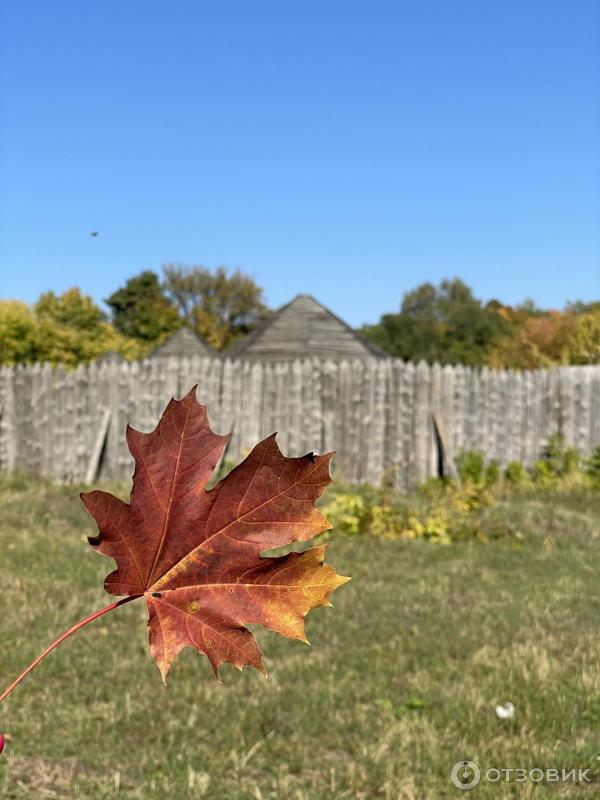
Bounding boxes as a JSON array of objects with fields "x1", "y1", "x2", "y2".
[
  {"x1": 486, "y1": 308, "x2": 600, "y2": 369},
  {"x1": 0, "y1": 301, "x2": 41, "y2": 365},
  {"x1": 0, "y1": 290, "x2": 145, "y2": 367},
  {"x1": 567, "y1": 309, "x2": 600, "y2": 365},
  {"x1": 324, "y1": 439, "x2": 599, "y2": 544}
]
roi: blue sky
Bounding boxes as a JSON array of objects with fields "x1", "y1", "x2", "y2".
[{"x1": 1, "y1": 0, "x2": 599, "y2": 327}]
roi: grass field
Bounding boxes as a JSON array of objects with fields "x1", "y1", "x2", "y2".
[{"x1": 1, "y1": 474, "x2": 600, "y2": 799}]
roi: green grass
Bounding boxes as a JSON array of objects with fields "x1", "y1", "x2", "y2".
[{"x1": 1, "y1": 474, "x2": 600, "y2": 798}]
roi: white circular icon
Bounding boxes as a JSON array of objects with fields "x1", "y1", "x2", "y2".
[{"x1": 451, "y1": 760, "x2": 481, "y2": 790}]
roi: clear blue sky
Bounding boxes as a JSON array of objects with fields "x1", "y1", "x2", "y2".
[{"x1": 1, "y1": 1, "x2": 599, "y2": 327}]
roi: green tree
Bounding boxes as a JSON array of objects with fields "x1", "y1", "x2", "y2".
[
  {"x1": 162, "y1": 264, "x2": 269, "y2": 350},
  {"x1": 0, "y1": 289, "x2": 143, "y2": 367},
  {"x1": 564, "y1": 308, "x2": 600, "y2": 365},
  {"x1": 34, "y1": 288, "x2": 143, "y2": 366},
  {"x1": 0, "y1": 301, "x2": 42, "y2": 365},
  {"x1": 35, "y1": 287, "x2": 108, "y2": 329},
  {"x1": 361, "y1": 278, "x2": 509, "y2": 365},
  {"x1": 105, "y1": 271, "x2": 182, "y2": 344},
  {"x1": 564, "y1": 300, "x2": 600, "y2": 315}
]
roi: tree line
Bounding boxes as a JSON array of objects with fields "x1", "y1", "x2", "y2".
[
  {"x1": 0, "y1": 265, "x2": 270, "y2": 367},
  {"x1": 360, "y1": 279, "x2": 600, "y2": 368},
  {"x1": 1, "y1": 267, "x2": 598, "y2": 368}
]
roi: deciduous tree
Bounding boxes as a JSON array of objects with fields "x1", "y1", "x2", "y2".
[
  {"x1": 162, "y1": 264, "x2": 269, "y2": 350},
  {"x1": 486, "y1": 312, "x2": 575, "y2": 368},
  {"x1": 361, "y1": 279, "x2": 509, "y2": 366},
  {"x1": 105, "y1": 271, "x2": 182, "y2": 344},
  {"x1": 0, "y1": 301, "x2": 41, "y2": 365},
  {"x1": 0, "y1": 290, "x2": 142, "y2": 366}
]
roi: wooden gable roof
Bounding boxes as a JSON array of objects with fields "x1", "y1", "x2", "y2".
[
  {"x1": 150, "y1": 326, "x2": 216, "y2": 358},
  {"x1": 225, "y1": 294, "x2": 386, "y2": 361}
]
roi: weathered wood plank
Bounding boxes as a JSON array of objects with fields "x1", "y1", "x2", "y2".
[
  {"x1": 84, "y1": 407, "x2": 112, "y2": 484},
  {"x1": 1, "y1": 359, "x2": 599, "y2": 489}
]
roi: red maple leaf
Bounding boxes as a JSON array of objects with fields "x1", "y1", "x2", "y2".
[{"x1": 81, "y1": 387, "x2": 349, "y2": 680}]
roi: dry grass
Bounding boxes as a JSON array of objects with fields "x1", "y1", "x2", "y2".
[{"x1": 1, "y1": 475, "x2": 600, "y2": 798}]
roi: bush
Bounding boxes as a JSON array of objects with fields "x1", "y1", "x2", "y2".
[
  {"x1": 484, "y1": 460, "x2": 500, "y2": 486},
  {"x1": 322, "y1": 493, "x2": 367, "y2": 537},
  {"x1": 456, "y1": 450, "x2": 485, "y2": 484},
  {"x1": 325, "y1": 479, "x2": 498, "y2": 544},
  {"x1": 505, "y1": 461, "x2": 527, "y2": 484},
  {"x1": 586, "y1": 445, "x2": 600, "y2": 483},
  {"x1": 324, "y1": 437, "x2": 598, "y2": 545},
  {"x1": 370, "y1": 504, "x2": 407, "y2": 540},
  {"x1": 532, "y1": 459, "x2": 554, "y2": 485},
  {"x1": 563, "y1": 447, "x2": 580, "y2": 475},
  {"x1": 543, "y1": 433, "x2": 565, "y2": 474},
  {"x1": 541, "y1": 433, "x2": 580, "y2": 477},
  {"x1": 455, "y1": 451, "x2": 499, "y2": 488}
]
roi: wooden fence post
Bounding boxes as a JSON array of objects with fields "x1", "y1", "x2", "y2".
[{"x1": 0, "y1": 359, "x2": 599, "y2": 489}]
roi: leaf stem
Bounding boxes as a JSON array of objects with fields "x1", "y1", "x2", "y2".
[{"x1": 0, "y1": 595, "x2": 142, "y2": 705}]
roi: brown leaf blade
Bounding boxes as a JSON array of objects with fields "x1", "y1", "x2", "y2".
[{"x1": 82, "y1": 387, "x2": 349, "y2": 679}]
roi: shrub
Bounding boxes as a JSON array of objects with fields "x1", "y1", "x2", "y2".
[
  {"x1": 542, "y1": 433, "x2": 566, "y2": 474},
  {"x1": 324, "y1": 493, "x2": 367, "y2": 537},
  {"x1": 455, "y1": 451, "x2": 500, "y2": 488},
  {"x1": 563, "y1": 447, "x2": 580, "y2": 475},
  {"x1": 395, "y1": 506, "x2": 453, "y2": 544},
  {"x1": 532, "y1": 459, "x2": 554, "y2": 485},
  {"x1": 369, "y1": 504, "x2": 406, "y2": 539},
  {"x1": 484, "y1": 460, "x2": 500, "y2": 487},
  {"x1": 324, "y1": 439, "x2": 597, "y2": 546},
  {"x1": 586, "y1": 445, "x2": 600, "y2": 483},
  {"x1": 505, "y1": 461, "x2": 527, "y2": 484},
  {"x1": 456, "y1": 450, "x2": 485, "y2": 484},
  {"x1": 541, "y1": 432, "x2": 580, "y2": 477}
]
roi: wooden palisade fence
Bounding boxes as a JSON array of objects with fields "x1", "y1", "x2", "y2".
[{"x1": 0, "y1": 357, "x2": 599, "y2": 490}]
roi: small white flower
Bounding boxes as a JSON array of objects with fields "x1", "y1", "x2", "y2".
[{"x1": 495, "y1": 702, "x2": 515, "y2": 719}]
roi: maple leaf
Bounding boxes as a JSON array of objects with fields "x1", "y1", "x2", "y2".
[{"x1": 80, "y1": 387, "x2": 349, "y2": 680}]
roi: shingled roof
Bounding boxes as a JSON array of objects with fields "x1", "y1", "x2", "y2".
[
  {"x1": 150, "y1": 326, "x2": 216, "y2": 358},
  {"x1": 224, "y1": 294, "x2": 386, "y2": 361}
]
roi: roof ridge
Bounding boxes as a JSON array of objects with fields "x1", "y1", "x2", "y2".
[
  {"x1": 151, "y1": 324, "x2": 218, "y2": 357},
  {"x1": 223, "y1": 294, "x2": 387, "y2": 359}
]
